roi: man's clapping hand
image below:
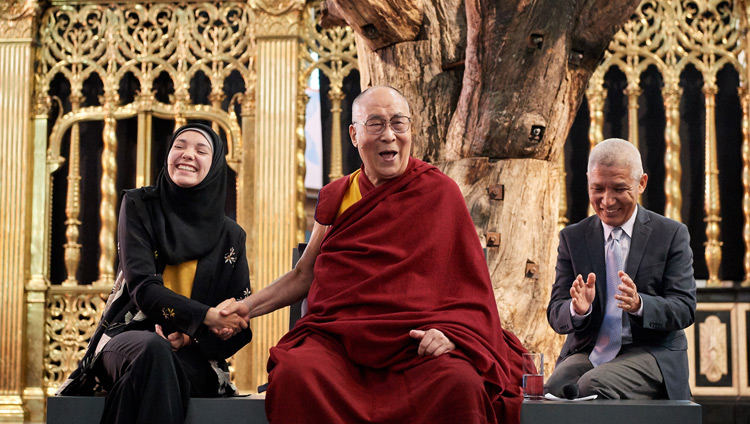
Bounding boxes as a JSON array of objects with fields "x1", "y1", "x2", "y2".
[{"x1": 570, "y1": 273, "x2": 596, "y2": 315}]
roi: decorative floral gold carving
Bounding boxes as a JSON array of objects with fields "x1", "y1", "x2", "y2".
[
  {"x1": 38, "y1": 3, "x2": 259, "y2": 396},
  {"x1": 38, "y1": 2, "x2": 255, "y2": 286},
  {"x1": 591, "y1": 0, "x2": 742, "y2": 283},
  {"x1": 256, "y1": 9, "x2": 301, "y2": 37},
  {"x1": 44, "y1": 290, "x2": 107, "y2": 391},
  {"x1": 252, "y1": 0, "x2": 305, "y2": 16},
  {"x1": 699, "y1": 315, "x2": 729, "y2": 383},
  {"x1": 0, "y1": 0, "x2": 40, "y2": 39},
  {"x1": 300, "y1": 0, "x2": 357, "y2": 182}
]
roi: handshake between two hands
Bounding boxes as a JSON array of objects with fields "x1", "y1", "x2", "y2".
[
  {"x1": 156, "y1": 298, "x2": 250, "y2": 350},
  {"x1": 204, "y1": 298, "x2": 251, "y2": 341}
]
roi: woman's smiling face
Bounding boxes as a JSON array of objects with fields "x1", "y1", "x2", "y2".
[{"x1": 167, "y1": 130, "x2": 213, "y2": 188}]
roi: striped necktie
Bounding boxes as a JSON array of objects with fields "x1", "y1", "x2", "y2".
[{"x1": 589, "y1": 227, "x2": 624, "y2": 367}]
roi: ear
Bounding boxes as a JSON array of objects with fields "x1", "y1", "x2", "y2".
[
  {"x1": 638, "y1": 173, "x2": 648, "y2": 194},
  {"x1": 349, "y1": 124, "x2": 358, "y2": 148}
]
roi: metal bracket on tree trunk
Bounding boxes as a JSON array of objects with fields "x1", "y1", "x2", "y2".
[
  {"x1": 487, "y1": 184, "x2": 504, "y2": 200},
  {"x1": 525, "y1": 260, "x2": 539, "y2": 279},
  {"x1": 527, "y1": 31, "x2": 544, "y2": 50},
  {"x1": 529, "y1": 125, "x2": 545, "y2": 143},
  {"x1": 486, "y1": 232, "x2": 501, "y2": 247},
  {"x1": 568, "y1": 48, "x2": 584, "y2": 66}
]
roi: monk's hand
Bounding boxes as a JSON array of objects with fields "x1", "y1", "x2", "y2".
[
  {"x1": 219, "y1": 297, "x2": 251, "y2": 320},
  {"x1": 570, "y1": 273, "x2": 596, "y2": 315},
  {"x1": 409, "y1": 329, "x2": 456, "y2": 357},
  {"x1": 615, "y1": 271, "x2": 641, "y2": 313},
  {"x1": 155, "y1": 324, "x2": 191, "y2": 351}
]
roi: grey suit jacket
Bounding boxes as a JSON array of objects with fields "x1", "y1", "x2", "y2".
[{"x1": 547, "y1": 206, "x2": 696, "y2": 400}]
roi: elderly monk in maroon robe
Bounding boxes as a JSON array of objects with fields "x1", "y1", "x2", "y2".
[{"x1": 221, "y1": 85, "x2": 526, "y2": 423}]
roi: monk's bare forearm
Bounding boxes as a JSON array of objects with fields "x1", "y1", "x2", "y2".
[
  {"x1": 242, "y1": 269, "x2": 312, "y2": 318},
  {"x1": 240, "y1": 221, "x2": 327, "y2": 319}
]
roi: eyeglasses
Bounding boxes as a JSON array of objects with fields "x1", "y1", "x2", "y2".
[{"x1": 353, "y1": 116, "x2": 412, "y2": 135}]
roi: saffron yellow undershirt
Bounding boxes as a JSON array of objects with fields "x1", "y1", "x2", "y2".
[
  {"x1": 336, "y1": 169, "x2": 364, "y2": 218},
  {"x1": 162, "y1": 259, "x2": 198, "y2": 298}
]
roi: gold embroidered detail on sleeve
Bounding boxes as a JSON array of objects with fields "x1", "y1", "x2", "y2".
[
  {"x1": 224, "y1": 247, "x2": 237, "y2": 264},
  {"x1": 154, "y1": 250, "x2": 159, "y2": 259},
  {"x1": 162, "y1": 307, "x2": 175, "y2": 320}
]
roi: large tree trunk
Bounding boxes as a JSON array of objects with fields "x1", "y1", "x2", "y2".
[{"x1": 326, "y1": 0, "x2": 641, "y2": 369}]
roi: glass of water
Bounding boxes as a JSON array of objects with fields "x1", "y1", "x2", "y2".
[{"x1": 522, "y1": 352, "x2": 544, "y2": 400}]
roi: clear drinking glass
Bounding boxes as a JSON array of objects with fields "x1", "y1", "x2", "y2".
[{"x1": 522, "y1": 352, "x2": 544, "y2": 400}]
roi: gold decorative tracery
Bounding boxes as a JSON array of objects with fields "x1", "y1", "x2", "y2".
[
  {"x1": 44, "y1": 288, "x2": 106, "y2": 389},
  {"x1": 35, "y1": 1, "x2": 257, "y2": 393},
  {"x1": 36, "y1": 2, "x2": 254, "y2": 287},
  {"x1": 699, "y1": 314, "x2": 729, "y2": 382},
  {"x1": 588, "y1": 0, "x2": 744, "y2": 285},
  {"x1": 299, "y1": 0, "x2": 358, "y2": 181}
]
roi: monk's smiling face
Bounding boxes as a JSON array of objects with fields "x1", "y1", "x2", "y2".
[{"x1": 349, "y1": 87, "x2": 412, "y2": 187}]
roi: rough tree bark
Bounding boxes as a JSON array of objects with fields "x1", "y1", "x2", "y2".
[{"x1": 324, "y1": 0, "x2": 642, "y2": 370}]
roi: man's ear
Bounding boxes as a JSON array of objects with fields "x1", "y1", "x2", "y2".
[
  {"x1": 349, "y1": 124, "x2": 358, "y2": 147},
  {"x1": 638, "y1": 173, "x2": 648, "y2": 194}
]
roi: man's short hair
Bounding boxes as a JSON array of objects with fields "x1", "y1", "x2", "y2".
[
  {"x1": 587, "y1": 138, "x2": 644, "y2": 181},
  {"x1": 351, "y1": 85, "x2": 410, "y2": 118}
]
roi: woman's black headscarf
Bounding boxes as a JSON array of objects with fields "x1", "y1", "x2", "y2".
[{"x1": 141, "y1": 123, "x2": 228, "y2": 264}]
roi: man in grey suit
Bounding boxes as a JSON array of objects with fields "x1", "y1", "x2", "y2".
[{"x1": 546, "y1": 138, "x2": 696, "y2": 400}]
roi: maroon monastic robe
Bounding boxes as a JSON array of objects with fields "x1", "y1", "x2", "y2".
[{"x1": 267, "y1": 158, "x2": 526, "y2": 423}]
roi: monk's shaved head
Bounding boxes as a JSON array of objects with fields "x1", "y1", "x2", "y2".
[{"x1": 352, "y1": 85, "x2": 410, "y2": 120}]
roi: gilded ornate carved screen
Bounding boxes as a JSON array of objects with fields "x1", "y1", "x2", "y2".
[
  {"x1": 4, "y1": 0, "x2": 749, "y2": 420},
  {"x1": 299, "y1": 1, "x2": 358, "y2": 182},
  {"x1": 582, "y1": 0, "x2": 746, "y2": 286},
  {"x1": 33, "y1": 1, "x2": 255, "y2": 393}
]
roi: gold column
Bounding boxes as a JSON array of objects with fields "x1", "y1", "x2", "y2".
[
  {"x1": 233, "y1": 89, "x2": 257, "y2": 391},
  {"x1": 558, "y1": 149, "x2": 568, "y2": 232},
  {"x1": 587, "y1": 71, "x2": 606, "y2": 149},
  {"x1": 0, "y1": 1, "x2": 36, "y2": 420},
  {"x1": 741, "y1": 0, "x2": 750, "y2": 287},
  {"x1": 625, "y1": 79, "x2": 643, "y2": 204},
  {"x1": 209, "y1": 91, "x2": 226, "y2": 134},
  {"x1": 248, "y1": 1, "x2": 304, "y2": 393},
  {"x1": 295, "y1": 73, "x2": 308, "y2": 244},
  {"x1": 741, "y1": 87, "x2": 750, "y2": 286},
  {"x1": 663, "y1": 75, "x2": 683, "y2": 222},
  {"x1": 625, "y1": 81, "x2": 641, "y2": 150},
  {"x1": 97, "y1": 18, "x2": 121, "y2": 289},
  {"x1": 328, "y1": 87, "x2": 345, "y2": 181},
  {"x1": 97, "y1": 97, "x2": 119, "y2": 288},
  {"x1": 25, "y1": 94, "x2": 50, "y2": 421},
  {"x1": 586, "y1": 71, "x2": 606, "y2": 216},
  {"x1": 62, "y1": 101, "x2": 82, "y2": 287},
  {"x1": 135, "y1": 94, "x2": 154, "y2": 188},
  {"x1": 703, "y1": 81, "x2": 722, "y2": 286}
]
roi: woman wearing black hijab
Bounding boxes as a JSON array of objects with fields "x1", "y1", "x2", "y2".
[{"x1": 57, "y1": 123, "x2": 253, "y2": 424}]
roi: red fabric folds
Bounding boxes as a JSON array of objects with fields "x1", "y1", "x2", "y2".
[{"x1": 268, "y1": 158, "x2": 526, "y2": 423}]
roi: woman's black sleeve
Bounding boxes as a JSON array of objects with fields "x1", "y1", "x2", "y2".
[
  {"x1": 119, "y1": 195, "x2": 210, "y2": 336},
  {"x1": 194, "y1": 229, "x2": 253, "y2": 359}
]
